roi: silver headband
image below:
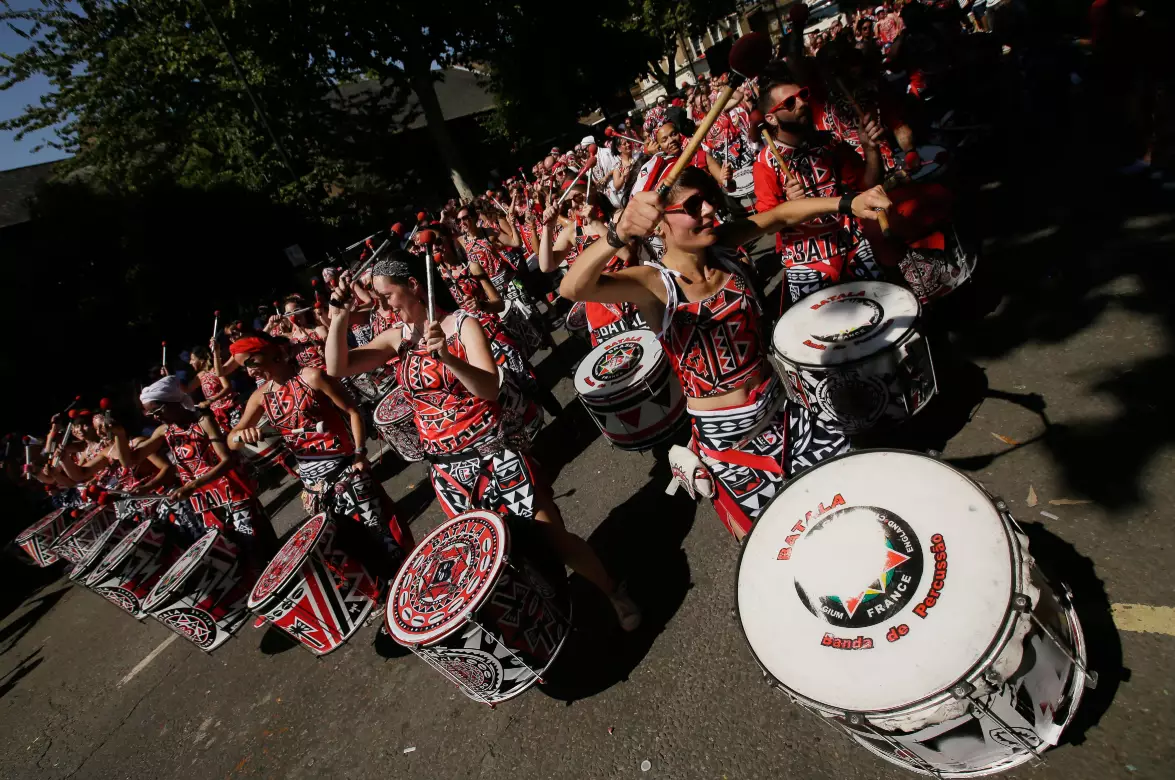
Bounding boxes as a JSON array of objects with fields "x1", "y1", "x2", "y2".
[{"x1": 371, "y1": 258, "x2": 412, "y2": 279}]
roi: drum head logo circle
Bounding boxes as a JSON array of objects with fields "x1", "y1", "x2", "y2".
[
  {"x1": 811, "y1": 298, "x2": 884, "y2": 344},
  {"x1": 250, "y1": 515, "x2": 326, "y2": 606},
  {"x1": 793, "y1": 506, "x2": 923, "y2": 628},
  {"x1": 591, "y1": 341, "x2": 644, "y2": 383},
  {"x1": 392, "y1": 514, "x2": 502, "y2": 641}
]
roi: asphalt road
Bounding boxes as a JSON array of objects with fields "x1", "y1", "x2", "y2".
[{"x1": 4, "y1": 172, "x2": 1175, "y2": 778}]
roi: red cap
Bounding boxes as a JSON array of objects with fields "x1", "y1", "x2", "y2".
[
  {"x1": 98, "y1": 492, "x2": 112, "y2": 506},
  {"x1": 604, "y1": 127, "x2": 615, "y2": 137},
  {"x1": 314, "y1": 301, "x2": 323, "y2": 309},
  {"x1": 70, "y1": 509, "x2": 80, "y2": 518},
  {"x1": 416, "y1": 211, "x2": 428, "y2": 222},
  {"x1": 161, "y1": 340, "x2": 167, "y2": 346},
  {"x1": 311, "y1": 279, "x2": 318, "y2": 287},
  {"x1": 365, "y1": 238, "x2": 374, "y2": 249},
  {"x1": 99, "y1": 398, "x2": 111, "y2": 410}
]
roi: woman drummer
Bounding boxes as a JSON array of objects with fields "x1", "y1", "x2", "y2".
[
  {"x1": 278, "y1": 294, "x2": 329, "y2": 369},
  {"x1": 323, "y1": 253, "x2": 641, "y2": 631},
  {"x1": 129, "y1": 376, "x2": 277, "y2": 554},
  {"x1": 560, "y1": 167, "x2": 891, "y2": 540},
  {"x1": 226, "y1": 334, "x2": 413, "y2": 575},
  {"x1": 187, "y1": 342, "x2": 244, "y2": 432}
]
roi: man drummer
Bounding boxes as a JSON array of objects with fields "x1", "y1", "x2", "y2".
[{"x1": 752, "y1": 62, "x2": 888, "y2": 305}]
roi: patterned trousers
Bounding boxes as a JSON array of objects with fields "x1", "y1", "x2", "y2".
[{"x1": 427, "y1": 447, "x2": 539, "y2": 523}]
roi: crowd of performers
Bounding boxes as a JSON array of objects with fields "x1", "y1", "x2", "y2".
[{"x1": 10, "y1": 2, "x2": 997, "y2": 638}]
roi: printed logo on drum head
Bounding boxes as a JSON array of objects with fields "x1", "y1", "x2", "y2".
[
  {"x1": 591, "y1": 341, "x2": 644, "y2": 383},
  {"x1": 810, "y1": 297, "x2": 884, "y2": 344},
  {"x1": 794, "y1": 506, "x2": 923, "y2": 628}
]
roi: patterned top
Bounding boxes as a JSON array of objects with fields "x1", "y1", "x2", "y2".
[
  {"x1": 198, "y1": 371, "x2": 237, "y2": 413},
  {"x1": 260, "y1": 374, "x2": 354, "y2": 459},
  {"x1": 458, "y1": 235, "x2": 516, "y2": 291},
  {"x1": 396, "y1": 311, "x2": 501, "y2": 457},
  {"x1": 163, "y1": 421, "x2": 252, "y2": 501},
  {"x1": 651, "y1": 253, "x2": 766, "y2": 398},
  {"x1": 438, "y1": 261, "x2": 488, "y2": 313},
  {"x1": 287, "y1": 328, "x2": 326, "y2": 369}
]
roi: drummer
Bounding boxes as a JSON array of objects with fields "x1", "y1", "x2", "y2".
[
  {"x1": 323, "y1": 253, "x2": 641, "y2": 631},
  {"x1": 559, "y1": 167, "x2": 890, "y2": 540},
  {"x1": 278, "y1": 295, "x2": 329, "y2": 369},
  {"x1": 187, "y1": 342, "x2": 244, "y2": 432},
  {"x1": 752, "y1": 63, "x2": 888, "y2": 305},
  {"x1": 226, "y1": 334, "x2": 413, "y2": 575},
  {"x1": 130, "y1": 376, "x2": 278, "y2": 554}
]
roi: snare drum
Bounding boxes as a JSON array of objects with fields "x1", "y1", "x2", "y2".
[
  {"x1": 247, "y1": 513, "x2": 380, "y2": 656},
  {"x1": 897, "y1": 225, "x2": 979, "y2": 305},
  {"x1": 84, "y1": 519, "x2": 182, "y2": 619},
  {"x1": 573, "y1": 329, "x2": 687, "y2": 451},
  {"x1": 239, "y1": 415, "x2": 290, "y2": 469},
  {"x1": 738, "y1": 450, "x2": 1092, "y2": 777},
  {"x1": 770, "y1": 281, "x2": 936, "y2": 434},
  {"x1": 372, "y1": 386, "x2": 424, "y2": 462},
  {"x1": 14, "y1": 507, "x2": 72, "y2": 567},
  {"x1": 50, "y1": 506, "x2": 117, "y2": 567},
  {"x1": 386, "y1": 510, "x2": 571, "y2": 705},
  {"x1": 731, "y1": 165, "x2": 756, "y2": 199},
  {"x1": 144, "y1": 528, "x2": 255, "y2": 652}
]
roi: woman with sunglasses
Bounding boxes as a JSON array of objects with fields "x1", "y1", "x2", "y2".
[
  {"x1": 752, "y1": 64, "x2": 888, "y2": 305},
  {"x1": 225, "y1": 335, "x2": 412, "y2": 576},
  {"x1": 130, "y1": 376, "x2": 277, "y2": 553},
  {"x1": 323, "y1": 253, "x2": 641, "y2": 630},
  {"x1": 559, "y1": 167, "x2": 891, "y2": 540}
]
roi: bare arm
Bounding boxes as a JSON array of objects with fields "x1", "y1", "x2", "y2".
[
  {"x1": 171, "y1": 415, "x2": 233, "y2": 497},
  {"x1": 559, "y1": 237, "x2": 663, "y2": 312},
  {"x1": 226, "y1": 387, "x2": 269, "y2": 452},
  {"x1": 324, "y1": 303, "x2": 402, "y2": 377},
  {"x1": 303, "y1": 368, "x2": 367, "y2": 455},
  {"x1": 135, "y1": 451, "x2": 175, "y2": 494},
  {"x1": 537, "y1": 207, "x2": 574, "y2": 273},
  {"x1": 714, "y1": 188, "x2": 891, "y2": 247},
  {"x1": 466, "y1": 261, "x2": 505, "y2": 314}
]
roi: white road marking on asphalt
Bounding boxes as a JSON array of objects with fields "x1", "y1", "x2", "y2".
[
  {"x1": 117, "y1": 634, "x2": 179, "y2": 687},
  {"x1": 1113, "y1": 604, "x2": 1175, "y2": 636}
]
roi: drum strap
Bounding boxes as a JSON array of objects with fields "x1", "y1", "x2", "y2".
[{"x1": 696, "y1": 443, "x2": 784, "y2": 475}]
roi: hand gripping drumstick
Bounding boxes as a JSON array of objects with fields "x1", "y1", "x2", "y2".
[
  {"x1": 832, "y1": 76, "x2": 891, "y2": 236},
  {"x1": 557, "y1": 157, "x2": 596, "y2": 206},
  {"x1": 654, "y1": 33, "x2": 772, "y2": 200},
  {"x1": 604, "y1": 126, "x2": 643, "y2": 145},
  {"x1": 212, "y1": 310, "x2": 220, "y2": 340},
  {"x1": 232, "y1": 420, "x2": 325, "y2": 442},
  {"x1": 419, "y1": 229, "x2": 438, "y2": 324}
]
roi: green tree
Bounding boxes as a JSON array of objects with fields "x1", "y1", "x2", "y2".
[{"x1": 616, "y1": 0, "x2": 739, "y2": 94}]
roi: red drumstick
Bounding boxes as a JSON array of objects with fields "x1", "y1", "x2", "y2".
[
  {"x1": 161, "y1": 341, "x2": 167, "y2": 367},
  {"x1": 417, "y1": 229, "x2": 438, "y2": 323},
  {"x1": 212, "y1": 309, "x2": 220, "y2": 340},
  {"x1": 557, "y1": 157, "x2": 596, "y2": 205},
  {"x1": 605, "y1": 126, "x2": 642, "y2": 145}
]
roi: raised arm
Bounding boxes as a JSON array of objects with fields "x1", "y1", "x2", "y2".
[
  {"x1": 324, "y1": 299, "x2": 402, "y2": 378},
  {"x1": 714, "y1": 186, "x2": 891, "y2": 247}
]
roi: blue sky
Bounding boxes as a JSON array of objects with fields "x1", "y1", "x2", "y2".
[{"x1": 1, "y1": 1, "x2": 71, "y2": 171}]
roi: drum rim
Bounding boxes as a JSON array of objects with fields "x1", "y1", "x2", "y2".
[
  {"x1": 69, "y1": 519, "x2": 123, "y2": 581},
  {"x1": 51, "y1": 506, "x2": 107, "y2": 548},
  {"x1": 385, "y1": 509, "x2": 508, "y2": 647},
  {"x1": 144, "y1": 527, "x2": 222, "y2": 612},
  {"x1": 15, "y1": 506, "x2": 68, "y2": 543},
  {"x1": 248, "y1": 513, "x2": 329, "y2": 609},
  {"x1": 736, "y1": 447, "x2": 1027, "y2": 718},
  {"x1": 770, "y1": 281, "x2": 923, "y2": 369},
  {"x1": 87, "y1": 518, "x2": 154, "y2": 583},
  {"x1": 573, "y1": 328, "x2": 665, "y2": 400}
]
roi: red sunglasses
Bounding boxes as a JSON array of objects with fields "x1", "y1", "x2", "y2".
[
  {"x1": 663, "y1": 193, "x2": 709, "y2": 218},
  {"x1": 768, "y1": 87, "x2": 810, "y2": 114}
]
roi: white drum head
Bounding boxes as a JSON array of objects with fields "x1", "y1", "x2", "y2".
[
  {"x1": 738, "y1": 450, "x2": 1016, "y2": 714},
  {"x1": 772, "y1": 282, "x2": 919, "y2": 367},
  {"x1": 574, "y1": 329, "x2": 663, "y2": 400}
]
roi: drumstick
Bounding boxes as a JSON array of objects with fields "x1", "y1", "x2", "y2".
[
  {"x1": 231, "y1": 421, "x2": 325, "y2": 443},
  {"x1": 485, "y1": 190, "x2": 508, "y2": 214},
  {"x1": 557, "y1": 157, "x2": 595, "y2": 205},
  {"x1": 655, "y1": 33, "x2": 771, "y2": 199},
  {"x1": 604, "y1": 126, "x2": 643, "y2": 145},
  {"x1": 23, "y1": 437, "x2": 31, "y2": 480},
  {"x1": 311, "y1": 279, "x2": 323, "y2": 306},
  {"x1": 161, "y1": 341, "x2": 167, "y2": 367},
  {"x1": 407, "y1": 211, "x2": 427, "y2": 242},
  {"x1": 518, "y1": 166, "x2": 529, "y2": 183},
  {"x1": 419, "y1": 230, "x2": 437, "y2": 324},
  {"x1": 212, "y1": 310, "x2": 220, "y2": 340},
  {"x1": 351, "y1": 238, "x2": 390, "y2": 276},
  {"x1": 345, "y1": 231, "x2": 381, "y2": 252},
  {"x1": 585, "y1": 169, "x2": 592, "y2": 201},
  {"x1": 830, "y1": 76, "x2": 891, "y2": 236},
  {"x1": 282, "y1": 304, "x2": 315, "y2": 318},
  {"x1": 50, "y1": 415, "x2": 74, "y2": 467}
]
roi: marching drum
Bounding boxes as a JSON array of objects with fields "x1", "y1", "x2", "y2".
[
  {"x1": 144, "y1": 528, "x2": 255, "y2": 652},
  {"x1": 386, "y1": 510, "x2": 571, "y2": 706},
  {"x1": 897, "y1": 224, "x2": 979, "y2": 306},
  {"x1": 573, "y1": 329, "x2": 687, "y2": 451},
  {"x1": 737, "y1": 450, "x2": 1092, "y2": 777},
  {"x1": 14, "y1": 507, "x2": 72, "y2": 567},
  {"x1": 372, "y1": 386, "x2": 424, "y2": 462},
  {"x1": 50, "y1": 506, "x2": 117, "y2": 568},
  {"x1": 238, "y1": 414, "x2": 291, "y2": 471},
  {"x1": 68, "y1": 517, "x2": 131, "y2": 585},
  {"x1": 770, "y1": 281, "x2": 937, "y2": 435},
  {"x1": 247, "y1": 513, "x2": 380, "y2": 656},
  {"x1": 85, "y1": 519, "x2": 182, "y2": 619}
]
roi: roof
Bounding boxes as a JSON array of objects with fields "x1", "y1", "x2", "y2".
[
  {"x1": 335, "y1": 67, "x2": 496, "y2": 131},
  {"x1": 0, "y1": 161, "x2": 57, "y2": 229}
]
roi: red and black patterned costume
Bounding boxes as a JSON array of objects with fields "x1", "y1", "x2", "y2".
[
  {"x1": 809, "y1": 82, "x2": 902, "y2": 172},
  {"x1": 198, "y1": 370, "x2": 243, "y2": 432},
  {"x1": 163, "y1": 420, "x2": 264, "y2": 543},
  {"x1": 397, "y1": 310, "x2": 542, "y2": 522},
  {"x1": 752, "y1": 133, "x2": 882, "y2": 305},
  {"x1": 260, "y1": 374, "x2": 410, "y2": 570},
  {"x1": 649, "y1": 251, "x2": 848, "y2": 537},
  {"x1": 287, "y1": 328, "x2": 326, "y2": 369}
]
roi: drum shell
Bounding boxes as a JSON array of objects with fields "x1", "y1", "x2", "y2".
[
  {"x1": 897, "y1": 225, "x2": 978, "y2": 305},
  {"x1": 372, "y1": 387, "x2": 424, "y2": 463},
  {"x1": 51, "y1": 506, "x2": 117, "y2": 566},
  {"x1": 248, "y1": 515, "x2": 379, "y2": 656},
  {"x1": 770, "y1": 326, "x2": 937, "y2": 435},
  {"x1": 14, "y1": 507, "x2": 72, "y2": 567},
  {"x1": 145, "y1": 529, "x2": 255, "y2": 653},
  {"x1": 69, "y1": 515, "x2": 134, "y2": 585},
  {"x1": 84, "y1": 521, "x2": 182, "y2": 619},
  {"x1": 239, "y1": 415, "x2": 289, "y2": 467}
]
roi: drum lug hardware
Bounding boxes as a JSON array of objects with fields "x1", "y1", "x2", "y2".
[
  {"x1": 1012, "y1": 593, "x2": 1031, "y2": 612},
  {"x1": 983, "y1": 668, "x2": 1003, "y2": 685},
  {"x1": 927, "y1": 449, "x2": 941, "y2": 459},
  {"x1": 995, "y1": 500, "x2": 1008, "y2": 512},
  {"x1": 1026, "y1": 609, "x2": 1099, "y2": 690},
  {"x1": 950, "y1": 681, "x2": 975, "y2": 700}
]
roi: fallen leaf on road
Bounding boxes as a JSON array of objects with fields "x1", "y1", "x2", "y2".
[
  {"x1": 991, "y1": 433, "x2": 1019, "y2": 445},
  {"x1": 1040, "y1": 511, "x2": 1059, "y2": 520},
  {"x1": 1027, "y1": 486, "x2": 1037, "y2": 507},
  {"x1": 1049, "y1": 499, "x2": 1091, "y2": 506},
  {"x1": 403, "y1": 746, "x2": 416, "y2": 754}
]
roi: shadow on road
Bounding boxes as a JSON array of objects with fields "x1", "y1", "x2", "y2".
[
  {"x1": 0, "y1": 648, "x2": 44, "y2": 700},
  {"x1": 540, "y1": 451, "x2": 697, "y2": 703},
  {"x1": 0, "y1": 584, "x2": 68, "y2": 657}
]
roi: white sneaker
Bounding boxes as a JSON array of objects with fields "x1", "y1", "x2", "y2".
[{"x1": 609, "y1": 583, "x2": 642, "y2": 632}]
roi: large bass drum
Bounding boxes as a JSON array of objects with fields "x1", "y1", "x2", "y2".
[{"x1": 737, "y1": 450, "x2": 1093, "y2": 777}]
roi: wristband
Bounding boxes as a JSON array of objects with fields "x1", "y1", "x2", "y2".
[
  {"x1": 329, "y1": 296, "x2": 350, "y2": 309},
  {"x1": 606, "y1": 220, "x2": 627, "y2": 249},
  {"x1": 838, "y1": 193, "x2": 857, "y2": 216}
]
